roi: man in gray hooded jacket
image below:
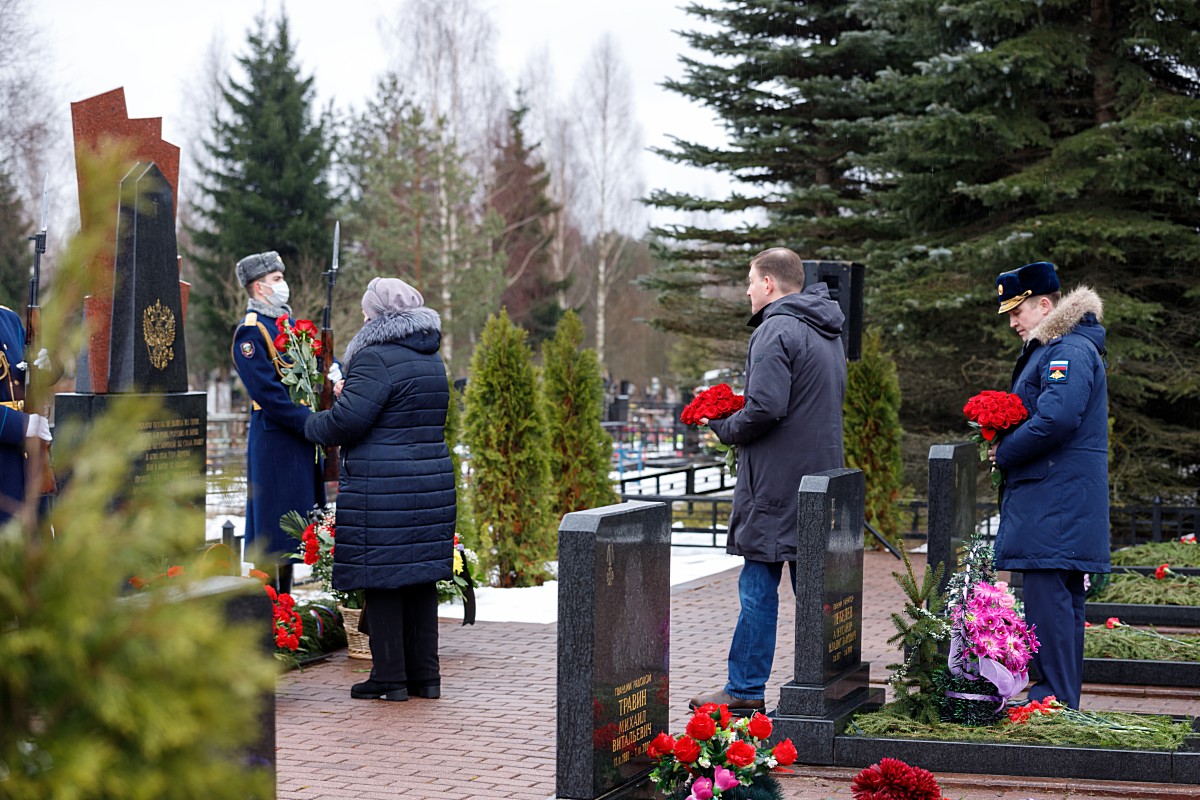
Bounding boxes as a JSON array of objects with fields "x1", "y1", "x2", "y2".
[{"x1": 689, "y1": 247, "x2": 847, "y2": 712}]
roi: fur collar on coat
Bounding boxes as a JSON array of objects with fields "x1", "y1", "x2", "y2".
[
  {"x1": 1028, "y1": 286, "x2": 1103, "y2": 344},
  {"x1": 342, "y1": 307, "x2": 442, "y2": 366}
]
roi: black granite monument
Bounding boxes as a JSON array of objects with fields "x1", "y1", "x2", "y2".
[
  {"x1": 770, "y1": 468, "x2": 884, "y2": 763},
  {"x1": 56, "y1": 160, "x2": 206, "y2": 522},
  {"x1": 555, "y1": 501, "x2": 670, "y2": 800},
  {"x1": 926, "y1": 443, "x2": 980, "y2": 595}
]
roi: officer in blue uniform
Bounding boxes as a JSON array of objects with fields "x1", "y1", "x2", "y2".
[
  {"x1": 989, "y1": 262, "x2": 1110, "y2": 710},
  {"x1": 1, "y1": 305, "x2": 51, "y2": 526},
  {"x1": 232, "y1": 252, "x2": 325, "y2": 591}
]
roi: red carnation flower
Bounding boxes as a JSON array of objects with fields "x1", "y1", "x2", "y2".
[
  {"x1": 274, "y1": 333, "x2": 290, "y2": 351},
  {"x1": 851, "y1": 758, "x2": 941, "y2": 800},
  {"x1": 672, "y1": 735, "x2": 701, "y2": 764},
  {"x1": 771, "y1": 738, "x2": 797, "y2": 766},
  {"x1": 686, "y1": 710, "x2": 717, "y2": 741},
  {"x1": 725, "y1": 740, "x2": 756, "y2": 768},
  {"x1": 647, "y1": 732, "x2": 675, "y2": 759},
  {"x1": 295, "y1": 318, "x2": 319, "y2": 337},
  {"x1": 1155, "y1": 563, "x2": 1170, "y2": 580},
  {"x1": 747, "y1": 712, "x2": 772, "y2": 740}
]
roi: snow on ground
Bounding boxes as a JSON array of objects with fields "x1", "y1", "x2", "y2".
[{"x1": 205, "y1": 514, "x2": 741, "y2": 625}]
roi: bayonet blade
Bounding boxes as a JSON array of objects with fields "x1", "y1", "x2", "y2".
[
  {"x1": 38, "y1": 174, "x2": 49, "y2": 233},
  {"x1": 331, "y1": 220, "x2": 340, "y2": 273}
]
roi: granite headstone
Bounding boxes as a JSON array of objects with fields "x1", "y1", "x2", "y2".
[
  {"x1": 107, "y1": 161, "x2": 189, "y2": 393},
  {"x1": 926, "y1": 443, "x2": 979, "y2": 595},
  {"x1": 556, "y1": 501, "x2": 670, "y2": 800},
  {"x1": 771, "y1": 468, "x2": 884, "y2": 763}
]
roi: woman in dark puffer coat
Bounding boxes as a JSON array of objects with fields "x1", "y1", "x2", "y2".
[{"x1": 305, "y1": 277, "x2": 456, "y2": 701}]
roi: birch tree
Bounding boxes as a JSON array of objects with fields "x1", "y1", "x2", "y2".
[
  {"x1": 571, "y1": 34, "x2": 644, "y2": 369},
  {"x1": 384, "y1": 0, "x2": 506, "y2": 366}
]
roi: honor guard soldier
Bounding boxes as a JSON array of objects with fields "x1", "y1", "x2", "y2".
[
  {"x1": 232, "y1": 252, "x2": 325, "y2": 592},
  {"x1": 1, "y1": 305, "x2": 51, "y2": 526}
]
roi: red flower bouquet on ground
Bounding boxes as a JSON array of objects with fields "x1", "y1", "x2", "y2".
[
  {"x1": 963, "y1": 390, "x2": 1028, "y2": 488},
  {"x1": 648, "y1": 704, "x2": 796, "y2": 799},
  {"x1": 850, "y1": 758, "x2": 942, "y2": 800}
]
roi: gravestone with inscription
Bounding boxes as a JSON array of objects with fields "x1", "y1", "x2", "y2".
[
  {"x1": 555, "y1": 501, "x2": 670, "y2": 800},
  {"x1": 55, "y1": 91, "x2": 205, "y2": 532},
  {"x1": 927, "y1": 443, "x2": 980, "y2": 595},
  {"x1": 770, "y1": 468, "x2": 885, "y2": 764}
]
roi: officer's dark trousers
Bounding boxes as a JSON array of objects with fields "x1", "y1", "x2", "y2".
[
  {"x1": 1022, "y1": 569, "x2": 1085, "y2": 709},
  {"x1": 364, "y1": 584, "x2": 440, "y2": 688}
]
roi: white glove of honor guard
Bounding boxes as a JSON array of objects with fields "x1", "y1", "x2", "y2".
[
  {"x1": 25, "y1": 413, "x2": 52, "y2": 442},
  {"x1": 327, "y1": 362, "x2": 343, "y2": 384},
  {"x1": 34, "y1": 348, "x2": 50, "y2": 370}
]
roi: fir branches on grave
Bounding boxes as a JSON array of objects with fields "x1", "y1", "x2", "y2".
[{"x1": 883, "y1": 541, "x2": 948, "y2": 724}]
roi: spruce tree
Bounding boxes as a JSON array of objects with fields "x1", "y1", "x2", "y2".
[
  {"x1": 843, "y1": 329, "x2": 905, "y2": 546},
  {"x1": 462, "y1": 310, "x2": 554, "y2": 587},
  {"x1": 856, "y1": 0, "x2": 1200, "y2": 500},
  {"x1": 642, "y1": 0, "x2": 920, "y2": 359},
  {"x1": 541, "y1": 311, "x2": 618, "y2": 519},
  {"x1": 187, "y1": 12, "x2": 335, "y2": 373},
  {"x1": 492, "y1": 103, "x2": 560, "y2": 344}
]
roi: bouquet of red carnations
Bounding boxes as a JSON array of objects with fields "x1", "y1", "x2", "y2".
[
  {"x1": 963, "y1": 390, "x2": 1028, "y2": 489},
  {"x1": 680, "y1": 383, "x2": 745, "y2": 426},
  {"x1": 648, "y1": 703, "x2": 797, "y2": 800}
]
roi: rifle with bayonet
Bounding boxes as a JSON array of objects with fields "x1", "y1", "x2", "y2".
[
  {"x1": 25, "y1": 175, "x2": 56, "y2": 495},
  {"x1": 320, "y1": 221, "x2": 340, "y2": 482}
]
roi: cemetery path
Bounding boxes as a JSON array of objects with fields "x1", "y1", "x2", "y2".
[{"x1": 276, "y1": 550, "x2": 1197, "y2": 800}]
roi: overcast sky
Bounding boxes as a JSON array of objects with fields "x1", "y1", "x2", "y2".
[{"x1": 38, "y1": 0, "x2": 732, "y2": 230}]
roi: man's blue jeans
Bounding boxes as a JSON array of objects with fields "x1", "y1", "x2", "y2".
[{"x1": 725, "y1": 559, "x2": 796, "y2": 700}]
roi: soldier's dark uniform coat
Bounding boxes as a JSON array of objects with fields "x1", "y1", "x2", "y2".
[
  {"x1": 0, "y1": 306, "x2": 28, "y2": 525},
  {"x1": 232, "y1": 308, "x2": 325, "y2": 556}
]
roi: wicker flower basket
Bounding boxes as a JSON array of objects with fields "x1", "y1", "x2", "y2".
[{"x1": 338, "y1": 605, "x2": 371, "y2": 660}]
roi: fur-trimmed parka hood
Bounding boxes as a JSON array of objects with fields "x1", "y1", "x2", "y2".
[
  {"x1": 343, "y1": 307, "x2": 442, "y2": 366},
  {"x1": 1029, "y1": 286, "x2": 1105, "y2": 350}
]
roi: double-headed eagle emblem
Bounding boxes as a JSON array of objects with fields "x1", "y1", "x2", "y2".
[{"x1": 142, "y1": 299, "x2": 176, "y2": 370}]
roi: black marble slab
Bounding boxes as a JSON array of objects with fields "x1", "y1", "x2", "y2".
[
  {"x1": 771, "y1": 469, "x2": 886, "y2": 760},
  {"x1": 556, "y1": 501, "x2": 670, "y2": 800},
  {"x1": 54, "y1": 391, "x2": 206, "y2": 536},
  {"x1": 926, "y1": 443, "x2": 979, "y2": 595},
  {"x1": 833, "y1": 724, "x2": 1198, "y2": 784},
  {"x1": 1082, "y1": 657, "x2": 1200, "y2": 687},
  {"x1": 109, "y1": 162, "x2": 188, "y2": 393}
]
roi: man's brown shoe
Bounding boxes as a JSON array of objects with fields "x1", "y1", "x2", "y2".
[{"x1": 687, "y1": 689, "x2": 765, "y2": 713}]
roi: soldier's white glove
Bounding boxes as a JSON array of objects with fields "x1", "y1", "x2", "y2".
[
  {"x1": 327, "y1": 362, "x2": 343, "y2": 383},
  {"x1": 34, "y1": 348, "x2": 50, "y2": 370},
  {"x1": 26, "y1": 413, "x2": 52, "y2": 442}
]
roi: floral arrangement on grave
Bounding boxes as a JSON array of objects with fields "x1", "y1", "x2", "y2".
[
  {"x1": 962, "y1": 390, "x2": 1028, "y2": 489},
  {"x1": 1083, "y1": 616, "x2": 1200, "y2": 663},
  {"x1": 648, "y1": 703, "x2": 797, "y2": 800},
  {"x1": 249, "y1": 569, "x2": 303, "y2": 652},
  {"x1": 273, "y1": 313, "x2": 324, "y2": 461},
  {"x1": 850, "y1": 758, "x2": 943, "y2": 800},
  {"x1": 935, "y1": 535, "x2": 1039, "y2": 726},
  {"x1": 436, "y1": 533, "x2": 478, "y2": 625},
  {"x1": 1086, "y1": 562, "x2": 1200, "y2": 606},
  {"x1": 281, "y1": 506, "x2": 364, "y2": 610},
  {"x1": 680, "y1": 383, "x2": 745, "y2": 476}
]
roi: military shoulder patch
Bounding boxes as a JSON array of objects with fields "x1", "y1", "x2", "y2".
[
  {"x1": 1047, "y1": 359, "x2": 1069, "y2": 382},
  {"x1": 240, "y1": 341, "x2": 255, "y2": 358}
]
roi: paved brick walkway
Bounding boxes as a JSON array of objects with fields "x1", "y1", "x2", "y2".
[{"x1": 277, "y1": 551, "x2": 1197, "y2": 800}]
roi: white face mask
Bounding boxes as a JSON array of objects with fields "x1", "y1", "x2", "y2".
[{"x1": 264, "y1": 278, "x2": 290, "y2": 307}]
